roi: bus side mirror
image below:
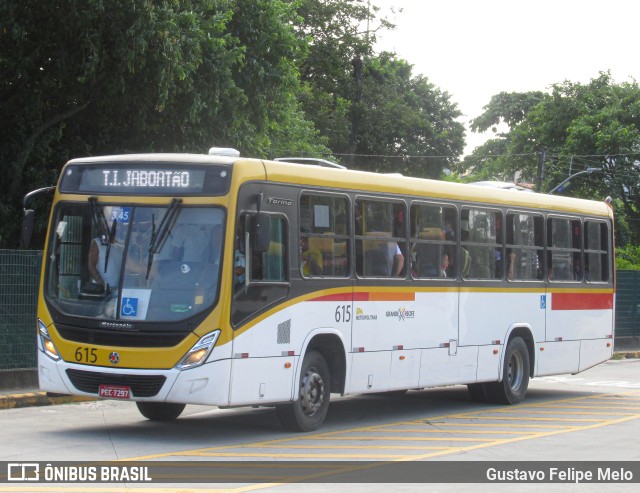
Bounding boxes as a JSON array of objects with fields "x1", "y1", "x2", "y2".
[
  {"x1": 252, "y1": 213, "x2": 271, "y2": 253},
  {"x1": 21, "y1": 209, "x2": 35, "y2": 248}
]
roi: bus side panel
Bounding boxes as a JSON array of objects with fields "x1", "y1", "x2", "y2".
[
  {"x1": 579, "y1": 339, "x2": 614, "y2": 372},
  {"x1": 418, "y1": 346, "x2": 477, "y2": 387},
  {"x1": 459, "y1": 290, "x2": 545, "y2": 347},
  {"x1": 535, "y1": 340, "x2": 580, "y2": 376},
  {"x1": 229, "y1": 296, "x2": 350, "y2": 405},
  {"x1": 349, "y1": 351, "x2": 392, "y2": 393},
  {"x1": 389, "y1": 349, "x2": 421, "y2": 390},
  {"x1": 349, "y1": 288, "x2": 456, "y2": 393},
  {"x1": 229, "y1": 356, "x2": 297, "y2": 405},
  {"x1": 545, "y1": 290, "x2": 614, "y2": 341},
  {"x1": 476, "y1": 343, "x2": 502, "y2": 382}
]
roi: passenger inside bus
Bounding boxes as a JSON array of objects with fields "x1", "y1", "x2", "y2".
[
  {"x1": 300, "y1": 236, "x2": 323, "y2": 276},
  {"x1": 440, "y1": 253, "x2": 449, "y2": 277}
]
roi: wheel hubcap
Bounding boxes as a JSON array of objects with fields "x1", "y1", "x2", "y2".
[
  {"x1": 507, "y1": 352, "x2": 524, "y2": 392},
  {"x1": 300, "y1": 367, "x2": 325, "y2": 417}
]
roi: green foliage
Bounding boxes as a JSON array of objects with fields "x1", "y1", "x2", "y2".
[
  {"x1": 0, "y1": 0, "x2": 328, "y2": 247},
  {"x1": 470, "y1": 91, "x2": 547, "y2": 133},
  {"x1": 616, "y1": 245, "x2": 640, "y2": 270},
  {"x1": 462, "y1": 72, "x2": 640, "y2": 247},
  {"x1": 292, "y1": 1, "x2": 464, "y2": 176},
  {"x1": 1, "y1": 0, "x2": 466, "y2": 248},
  {"x1": 349, "y1": 53, "x2": 465, "y2": 178}
]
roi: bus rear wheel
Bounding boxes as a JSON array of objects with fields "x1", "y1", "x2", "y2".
[
  {"x1": 276, "y1": 350, "x2": 331, "y2": 432},
  {"x1": 136, "y1": 402, "x2": 186, "y2": 421},
  {"x1": 485, "y1": 337, "x2": 530, "y2": 405}
]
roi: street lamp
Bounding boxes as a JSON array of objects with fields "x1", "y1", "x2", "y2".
[{"x1": 548, "y1": 167, "x2": 602, "y2": 194}]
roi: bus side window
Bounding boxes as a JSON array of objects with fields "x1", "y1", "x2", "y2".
[
  {"x1": 355, "y1": 199, "x2": 406, "y2": 277},
  {"x1": 461, "y1": 207, "x2": 502, "y2": 280},
  {"x1": 231, "y1": 213, "x2": 288, "y2": 327},
  {"x1": 246, "y1": 214, "x2": 287, "y2": 282},
  {"x1": 299, "y1": 193, "x2": 350, "y2": 278},
  {"x1": 410, "y1": 203, "x2": 456, "y2": 279},
  {"x1": 584, "y1": 220, "x2": 609, "y2": 282},
  {"x1": 506, "y1": 213, "x2": 543, "y2": 281},
  {"x1": 547, "y1": 217, "x2": 581, "y2": 282}
]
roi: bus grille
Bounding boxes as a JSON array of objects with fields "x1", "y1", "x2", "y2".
[
  {"x1": 66, "y1": 369, "x2": 166, "y2": 397},
  {"x1": 57, "y1": 325, "x2": 188, "y2": 348}
]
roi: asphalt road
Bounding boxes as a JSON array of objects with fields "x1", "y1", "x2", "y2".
[{"x1": 1, "y1": 359, "x2": 639, "y2": 492}]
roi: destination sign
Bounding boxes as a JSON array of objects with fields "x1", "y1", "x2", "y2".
[
  {"x1": 97, "y1": 169, "x2": 201, "y2": 190},
  {"x1": 59, "y1": 163, "x2": 231, "y2": 195}
]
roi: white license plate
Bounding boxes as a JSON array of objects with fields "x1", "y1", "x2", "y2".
[{"x1": 98, "y1": 384, "x2": 131, "y2": 399}]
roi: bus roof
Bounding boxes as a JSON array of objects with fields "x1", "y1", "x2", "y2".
[
  {"x1": 258, "y1": 159, "x2": 611, "y2": 218},
  {"x1": 66, "y1": 153, "x2": 239, "y2": 166},
  {"x1": 63, "y1": 153, "x2": 612, "y2": 218}
]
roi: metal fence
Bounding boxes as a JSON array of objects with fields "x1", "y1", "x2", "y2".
[
  {"x1": 0, "y1": 250, "x2": 41, "y2": 370},
  {"x1": 0, "y1": 249, "x2": 638, "y2": 371},
  {"x1": 614, "y1": 270, "x2": 640, "y2": 338}
]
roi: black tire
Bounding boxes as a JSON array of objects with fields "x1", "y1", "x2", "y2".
[
  {"x1": 136, "y1": 402, "x2": 185, "y2": 421},
  {"x1": 467, "y1": 382, "x2": 488, "y2": 402},
  {"x1": 276, "y1": 351, "x2": 331, "y2": 432},
  {"x1": 485, "y1": 337, "x2": 530, "y2": 405}
]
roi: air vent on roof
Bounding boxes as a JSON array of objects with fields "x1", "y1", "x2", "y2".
[
  {"x1": 208, "y1": 147, "x2": 240, "y2": 157},
  {"x1": 274, "y1": 157, "x2": 346, "y2": 169}
]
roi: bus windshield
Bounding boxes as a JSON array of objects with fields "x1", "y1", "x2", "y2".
[{"x1": 45, "y1": 201, "x2": 225, "y2": 322}]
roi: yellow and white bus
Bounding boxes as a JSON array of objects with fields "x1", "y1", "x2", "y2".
[{"x1": 28, "y1": 149, "x2": 615, "y2": 431}]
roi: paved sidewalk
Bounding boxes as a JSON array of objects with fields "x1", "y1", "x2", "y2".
[
  {"x1": 0, "y1": 389, "x2": 95, "y2": 410},
  {"x1": 2, "y1": 350, "x2": 639, "y2": 410}
]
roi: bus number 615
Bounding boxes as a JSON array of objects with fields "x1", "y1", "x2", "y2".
[
  {"x1": 75, "y1": 347, "x2": 97, "y2": 363},
  {"x1": 335, "y1": 304, "x2": 351, "y2": 323}
]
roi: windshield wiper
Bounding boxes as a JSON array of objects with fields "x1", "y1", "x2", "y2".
[
  {"x1": 104, "y1": 219, "x2": 117, "y2": 276},
  {"x1": 88, "y1": 197, "x2": 111, "y2": 246},
  {"x1": 146, "y1": 198, "x2": 182, "y2": 279}
]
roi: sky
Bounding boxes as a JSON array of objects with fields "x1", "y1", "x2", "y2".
[{"x1": 372, "y1": 0, "x2": 640, "y2": 155}]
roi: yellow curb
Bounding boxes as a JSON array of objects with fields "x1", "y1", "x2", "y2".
[{"x1": 0, "y1": 392, "x2": 96, "y2": 410}]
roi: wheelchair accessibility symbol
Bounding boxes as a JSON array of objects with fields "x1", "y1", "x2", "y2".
[{"x1": 121, "y1": 297, "x2": 138, "y2": 317}]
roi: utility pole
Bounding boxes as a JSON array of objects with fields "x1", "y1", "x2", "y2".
[{"x1": 537, "y1": 149, "x2": 546, "y2": 191}]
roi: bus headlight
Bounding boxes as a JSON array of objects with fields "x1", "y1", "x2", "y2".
[
  {"x1": 38, "y1": 319, "x2": 60, "y2": 361},
  {"x1": 176, "y1": 330, "x2": 220, "y2": 370}
]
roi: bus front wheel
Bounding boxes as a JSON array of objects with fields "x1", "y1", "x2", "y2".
[
  {"x1": 136, "y1": 402, "x2": 186, "y2": 421},
  {"x1": 276, "y1": 350, "x2": 331, "y2": 432},
  {"x1": 486, "y1": 337, "x2": 530, "y2": 405}
]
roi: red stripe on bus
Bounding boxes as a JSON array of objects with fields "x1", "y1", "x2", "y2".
[
  {"x1": 310, "y1": 292, "x2": 415, "y2": 302},
  {"x1": 551, "y1": 292, "x2": 613, "y2": 310},
  {"x1": 310, "y1": 293, "x2": 368, "y2": 302},
  {"x1": 369, "y1": 291, "x2": 415, "y2": 301}
]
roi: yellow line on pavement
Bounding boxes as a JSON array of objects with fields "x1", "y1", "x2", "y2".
[
  {"x1": 246, "y1": 443, "x2": 454, "y2": 451},
  {"x1": 81, "y1": 390, "x2": 640, "y2": 493},
  {"x1": 295, "y1": 435, "x2": 496, "y2": 442},
  {"x1": 493, "y1": 409, "x2": 638, "y2": 416},
  {"x1": 529, "y1": 403, "x2": 640, "y2": 411},
  {"x1": 416, "y1": 422, "x2": 575, "y2": 429},
  {"x1": 176, "y1": 452, "x2": 406, "y2": 459},
  {"x1": 346, "y1": 427, "x2": 534, "y2": 435}
]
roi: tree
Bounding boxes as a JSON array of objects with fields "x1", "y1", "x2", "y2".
[
  {"x1": 292, "y1": 1, "x2": 464, "y2": 175},
  {"x1": 293, "y1": 0, "x2": 390, "y2": 158},
  {"x1": 351, "y1": 53, "x2": 465, "y2": 178},
  {"x1": 460, "y1": 91, "x2": 546, "y2": 182},
  {"x1": 462, "y1": 73, "x2": 640, "y2": 246},
  {"x1": 0, "y1": 0, "x2": 328, "y2": 248}
]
